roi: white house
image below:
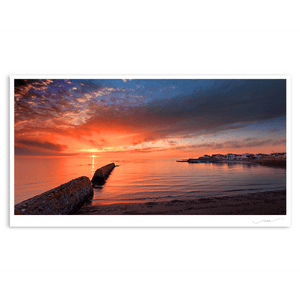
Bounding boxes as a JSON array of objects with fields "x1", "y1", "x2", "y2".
[{"x1": 241, "y1": 153, "x2": 250, "y2": 159}]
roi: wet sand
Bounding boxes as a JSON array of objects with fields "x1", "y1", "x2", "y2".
[{"x1": 75, "y1": 190, "x2": 286, "y2": 215}]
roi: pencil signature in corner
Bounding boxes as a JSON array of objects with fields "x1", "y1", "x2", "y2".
[{"x1": 252, "y1": 218, "x2": 284, "y2": 224}]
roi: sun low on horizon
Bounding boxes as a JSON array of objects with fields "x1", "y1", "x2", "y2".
[{"x1": 14, "y1": 78, "x2": 286, "y2": 159}]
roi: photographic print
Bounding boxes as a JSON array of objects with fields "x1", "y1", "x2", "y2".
[{"x1": 10, "y1": 76, "x2": 289, "y2": 227}]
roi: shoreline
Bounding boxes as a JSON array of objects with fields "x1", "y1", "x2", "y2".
[
  {"x1": 183, "y1": 159, "x2": 286, "y2": 168},
  {"x1": 75, "y1": 190, "x2": 286, "y2": 215}
]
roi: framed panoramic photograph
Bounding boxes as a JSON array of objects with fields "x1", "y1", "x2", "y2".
[{"x1": 10, "y1": 75, "x2": 290, "y2": 227}]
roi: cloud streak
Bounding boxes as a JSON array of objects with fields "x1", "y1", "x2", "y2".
[
  {"x1": 15, "y1": 139, "x2": 68, "y2": 152},
  {"x1": 106, "y1": 138, "x2": 286, "y2": 154}
]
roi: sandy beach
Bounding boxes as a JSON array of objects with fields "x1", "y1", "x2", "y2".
[{"x1": 75, "y1": 190, "x2": 286, "y2": 215}]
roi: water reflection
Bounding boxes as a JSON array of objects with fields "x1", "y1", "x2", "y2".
[
  {"x1": 225, "y1": 162, "x2": 236, "y2": 169},
  {"x1": 209, "y1": 161, "x2": 261, "y2": 170},
  {"x1": 14, "y1": 155, "x2": 111, "y2": 204},
  {"x1": 243, "y1": 163, "x2": 253, "y2": 169},
  {"x1": 91, "y1": 159, "x2": 286, "y2": 205},
  {"x1": 15, "y1": 157, "x2": 286, "y2": 205},
  {"x1": 91, "y1": 155, "x2": 95, "y2": 172}
]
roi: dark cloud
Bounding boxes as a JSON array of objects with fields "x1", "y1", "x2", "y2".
[
  {"x1": 73, "y1": 79, "x2": 286, "y2": 144},
  {"x1": 16, "y1": 139, "x2": 67, "y2": 152},
  {"x1": 14, "y1": 146, "x2": 77, "y2": 156},
  {"x1": 145, "y1": 79, "x2": 286, "y2": 127}
]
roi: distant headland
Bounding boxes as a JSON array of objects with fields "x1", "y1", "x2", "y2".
[{"x1": 178, "y1": 152, "x2": 286, "y2": 168}]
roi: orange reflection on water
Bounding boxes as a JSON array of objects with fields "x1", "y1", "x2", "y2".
[
  {"x1": 14, "y1": 155, "x2": 112, "y2": 204},
  {"x1": 90, "y1": 159, "x2": 286, "y2": 206},
  {"x1": 91, "y1": 155, "x2": 95, "y2": 172},
  {"x1": 15, "y1": 156, "x2": 286, "y2": 206}
]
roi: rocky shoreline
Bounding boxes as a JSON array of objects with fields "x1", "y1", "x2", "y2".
[
  {"x1": 75, "y1": 190, "x2": 286, "y2": 215},
  {"x1": 183, "y1": 159, "x2": 286, "y2": 169},
  {"x1": 14, "y1": 163, "x2": 115, "y2": 215},
  {"x1": 15, "y1": 176, "x2": 94, "y2": 215}
]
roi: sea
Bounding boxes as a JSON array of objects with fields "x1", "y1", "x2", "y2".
[{"x1": 14, "y1": 156, "x2": 286, "y2": 205}]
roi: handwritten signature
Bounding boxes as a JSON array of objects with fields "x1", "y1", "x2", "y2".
[{"x1": 252, "y1": 218, "x2": 284, "y2": 224}]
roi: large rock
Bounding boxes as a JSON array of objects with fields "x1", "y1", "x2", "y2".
[
  {"x1": 14, "y1": 176, "x2": 94, "y2": 215},
  {"x1": 92, "y1": 163, "x2": 115, "y2": 186}
]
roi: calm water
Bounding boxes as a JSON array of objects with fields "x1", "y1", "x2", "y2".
[{"x1": 14, "y1": 156, "x2": 286, "y2": 205}]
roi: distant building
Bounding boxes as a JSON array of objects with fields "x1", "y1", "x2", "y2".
[
  {"x1": 271, "y1": 152, "x2": 284, "y2": 157},
  {"x1": 227, "y1": 153, "x2": 235, "y2": 160},
  {"x1": 257, "y1": 153, "x2": 270, "y2": 158},
  {"x1": 271, "y1": 152, "x2": 286, "y2": 159},
  {"x1": 210, "y1": 154, "x2": 226, "y2": 160}
]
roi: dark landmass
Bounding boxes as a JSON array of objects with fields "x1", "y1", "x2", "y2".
[
  {"x1": 257, "y1": 158, "x2": 286, "y2": 168},
  {"x1": 184, "y1": 158, "x2": 286, "y2": 169}
]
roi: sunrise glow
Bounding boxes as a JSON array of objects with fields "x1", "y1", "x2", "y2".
[{"x1": 14, "y1": 79, "x2": 286, "y2": 159}]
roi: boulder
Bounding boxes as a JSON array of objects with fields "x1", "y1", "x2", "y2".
[
  {"x1": 92, "y1": 163, "x2": 115, "y2": 186},
  {"x1": 14, "y1": 176, "x2": 94, "y2": 215}
]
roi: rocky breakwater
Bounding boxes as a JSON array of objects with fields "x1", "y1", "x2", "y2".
[
  {"x1": 14, "y1": 176, "x2": 94, "y2": 215},
  {"x1": 92, "y1": 163, "x2": 115, "y2": 187}
]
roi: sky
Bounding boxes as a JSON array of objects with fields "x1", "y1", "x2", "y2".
[{"x1": 14, "y1": 78, "x2": 286, "y2": 158}]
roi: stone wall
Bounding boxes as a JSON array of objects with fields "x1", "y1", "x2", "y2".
[{"x1": 14, "y1": 176, "x2": 94, "y2": 215}]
